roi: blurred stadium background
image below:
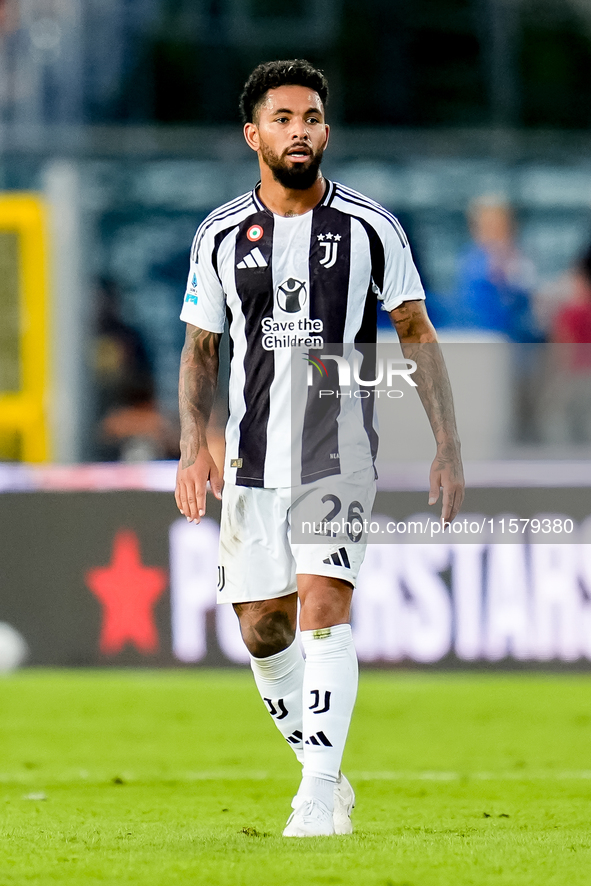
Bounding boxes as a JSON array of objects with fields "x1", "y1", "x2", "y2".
[{"x1": 2, "y1": 0, "x2": 591, "y2": 670}]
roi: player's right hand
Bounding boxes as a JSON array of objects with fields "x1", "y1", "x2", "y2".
[{"x1": 175, "y1": 448, "x2": 222, "y2": 524}]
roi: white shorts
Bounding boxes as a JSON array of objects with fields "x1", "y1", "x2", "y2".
[{"x1": 216, "y1": 466, "x2": 376, "y2": 604}]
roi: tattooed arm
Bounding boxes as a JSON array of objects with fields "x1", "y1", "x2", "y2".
[
  {"x1": 175, "y1": 323, "x2": 222, "y2": 523},
  {"x1": 390, "y1": 299, "x2": 464, "y2": 523}
]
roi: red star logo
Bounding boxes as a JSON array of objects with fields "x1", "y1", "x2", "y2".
[{"x1": 85, "y1": 530, "x2": 167, "y2": 655}]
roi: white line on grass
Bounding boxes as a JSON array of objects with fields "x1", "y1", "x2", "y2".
[
  {"x1": 3, "y1": 770, "x2": 591, "y2": 784},
  {"x1": 350, "y1": 771, "x2": 591, "y2": 781},
  {"x1": 184, "y1": 769, "x2": 591, "y2": 782}
]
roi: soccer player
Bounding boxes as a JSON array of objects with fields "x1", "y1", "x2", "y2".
[{"x1": 175, "y1": 59, "x2": 464, "y2": 837}]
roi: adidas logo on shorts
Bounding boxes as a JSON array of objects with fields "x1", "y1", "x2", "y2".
[{"x1": 322, "y1": 547, "x2": 351, "y2": 569}]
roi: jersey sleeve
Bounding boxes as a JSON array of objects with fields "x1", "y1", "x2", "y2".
[
  {"x1": 180, "y1": 226, "x2": 226, "y2": 333},
  {"x1": 378, "y1": 221, "x2": 425, "y2": 313}
]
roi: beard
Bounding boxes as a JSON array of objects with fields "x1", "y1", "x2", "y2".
[{"x1": 259, "y1": 139, "x2": 324, "y2": 190}]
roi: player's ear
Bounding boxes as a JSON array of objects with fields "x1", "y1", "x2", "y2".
[
  {"x1": 323, "y1": 123, "x2": 330, "y2": 151},
  {"x1": 243, "y1": 122, "x2": 259, "y2": 152}
]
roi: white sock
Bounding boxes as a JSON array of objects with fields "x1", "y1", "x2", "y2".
[
  {"x1": 296, "y1": 775, "x2": 334, "y2": 810},
  {"x1": 299, "y1": 624, "x2": 358, "y2": 806},
  {"x1": 250, "y1": 639, "x2": 305, "y2": 764}
]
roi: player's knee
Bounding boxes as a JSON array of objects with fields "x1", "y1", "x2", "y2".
[
  {"x1": 234, "y1": 606, "x2": 295, "y2": 658},
  {"x1": 299, "y1": 585, "x2": 352, "y2": 631}
]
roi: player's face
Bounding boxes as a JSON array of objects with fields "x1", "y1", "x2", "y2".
[{"x1": 245, "y1": 85, "x2": 329, "y2": 190}]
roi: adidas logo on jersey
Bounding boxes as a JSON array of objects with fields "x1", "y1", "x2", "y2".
[{"x1": 237, "y1": 247, "x2": 268, "y2": 269}]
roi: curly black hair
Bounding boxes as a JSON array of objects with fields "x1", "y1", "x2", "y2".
[{"x1": 239, "y1": 59, "x2": 329, "y2": 124}]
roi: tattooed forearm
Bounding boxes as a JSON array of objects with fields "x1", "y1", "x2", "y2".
[
  {"x1": 403, "y1": 341, "x2": 460, "y2": 449},
  {"x1": 178, "y1": 324, "x2": 220, "y2": 469},
  {"x1": 391, "y1": 301, "x2": 461, "y2": 453}
]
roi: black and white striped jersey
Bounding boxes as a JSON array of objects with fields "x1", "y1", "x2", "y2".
[{"x1": 180, "y1": 179, "x2": 425, "y2": 488}]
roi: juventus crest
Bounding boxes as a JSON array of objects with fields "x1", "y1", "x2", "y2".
[{"x1": 317, "y1": 232, "x2": 341, "y2": 269}]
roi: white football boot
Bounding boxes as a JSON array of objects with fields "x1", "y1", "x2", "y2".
[
  {"x1": 283, "y1": 797, "x2": 335, "y2": 837},
  {"x1": 333, "y1": 772, "x2": 355, "y2": 835}
]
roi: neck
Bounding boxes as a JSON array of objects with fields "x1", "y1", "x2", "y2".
[{"x1": 257, "y1": 165, "x2": 326, "y2": 216}]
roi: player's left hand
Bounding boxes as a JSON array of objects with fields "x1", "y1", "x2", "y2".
[{"x1": 428, "y1": 444, "x2": 464, "y2": 524}]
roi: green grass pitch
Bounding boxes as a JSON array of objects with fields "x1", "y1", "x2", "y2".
[{"x1": 1, "y1": 670, "x2": 591, "y2": 885}]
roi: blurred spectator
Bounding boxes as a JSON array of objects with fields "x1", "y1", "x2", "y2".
[
  {"x1": 539, "y1": 245, "x2": 591, "y2": 445},
  {"x1": 453, "y1": 196, "x2": 542, "y2": 342},
  {"x1": 93, "y1": 277, "x2": 153, "y2": 421},
  {"x1": 0, "y1": 0, "x2": 16, "y2": 35},
  {"x1": 552, "y1": 245, "x2": 591, "y2": 347},
  {"x1": 100, "y1": 375, "x2": 179, "y2": 462},
  {"x1": 93, "y1": 277, "x2": 179, "y2": 461}
]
